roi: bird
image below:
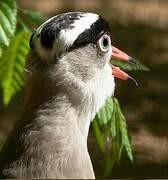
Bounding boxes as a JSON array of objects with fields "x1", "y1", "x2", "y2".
[{"x1": 0, "y1": 12, "x2": 136, "y2": 179}]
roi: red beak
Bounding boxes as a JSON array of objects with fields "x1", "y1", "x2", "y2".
[{"x1": 111, "y1": 46, "x2": 138, "y2": 85}]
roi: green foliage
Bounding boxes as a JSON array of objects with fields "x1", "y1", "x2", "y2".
[
  {"x1": 92, "y1": 97, "x2": 133, "y2": 175},
  {"x1": 0, "y1": 31, "x2": 29, "y2": 105},
  {"x1": 111, "y1": 58, "x2": 149, "y2": 71},
  {"x1": 97, "y1": 97, "x2": 114, "y2": 125},
  {"x1": 0, "y1": 1, "x2": 44, "y2": 105},
  {"x1": 0, "y1": 0, "x2": 17, "y2": 57}
]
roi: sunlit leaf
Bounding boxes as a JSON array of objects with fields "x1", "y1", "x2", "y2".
[
  {"x1": 0, "y1": 31, "x2": 30, "y2": 105},
  {"x1": 0, "y1": 0, "x2": 17, "y2": 57},
  {"x1": 97, "y1": 97, "x2": 114, "y2": 125}
]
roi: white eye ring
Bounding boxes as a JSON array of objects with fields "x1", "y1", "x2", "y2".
[{"x1": 97, "y1": 34, "x2": 111, "y2": 52}]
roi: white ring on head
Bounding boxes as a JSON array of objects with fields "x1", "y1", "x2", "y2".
[{"x1": 97, "y1": 34, "x2": 111, "y2": 52}]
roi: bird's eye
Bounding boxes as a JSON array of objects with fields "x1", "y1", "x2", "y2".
[{"x1": 97, "y1": 34, "x2": 111, "y2": 52}]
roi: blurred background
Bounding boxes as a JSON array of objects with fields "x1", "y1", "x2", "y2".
[{"x1": 0, "y1": 0, "x2": 168, "y2": 178}]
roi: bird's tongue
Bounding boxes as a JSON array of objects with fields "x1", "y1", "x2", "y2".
[{"x1": 111, "y1": 46, "x2": 138, "y2": 86}]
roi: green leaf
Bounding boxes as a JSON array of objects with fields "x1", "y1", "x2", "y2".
[
  {"x1": 97, "y1": 97, "x2": 114, "y2": 125},
  {"x1": 111, "y1": 58, "x2": 149, "y2": 71},
  {"x1": 0, "y1": 0, "x2": 17, "y2": 57},
  {"x1": 92, "y1": 118, "x2": 105, "y2": 152},
  {"x1": 113, "y1": 98, "x2": 133, "y2": 162},
  {"x1": 94, "y1": 97, "x2": 133, "y2": 176},
  {"x1": 0, "y1": 31, "x2": 30, "y2": 105}
]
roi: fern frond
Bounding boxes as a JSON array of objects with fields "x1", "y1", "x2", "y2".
[
  {"x1": 0, "y1": 31, "x2": 30, "y2": 105},
  {"x1": 0, "y1": 0, "x2": 17, "y2": 57}
]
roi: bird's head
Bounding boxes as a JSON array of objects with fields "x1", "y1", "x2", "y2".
[{"x1": 28, "y1": 12, "x2": 135, "y2": 111}]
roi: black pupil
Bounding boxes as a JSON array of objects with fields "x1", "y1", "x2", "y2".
[{"x1": 103, "y1": 37, "x2": 108, "y2": 47}]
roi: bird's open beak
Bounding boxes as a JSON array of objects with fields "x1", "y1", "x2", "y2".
[{"x1": 111, "y1": 46, "x2": 138, "y2": 86}]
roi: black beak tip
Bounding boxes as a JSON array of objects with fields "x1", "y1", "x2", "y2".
[
  {"x1": 128, "y1": 56, "x2": 139, "y2": 64},
  {"x1": 128, "y1": 76, "x2": 138, "y2": 86}
]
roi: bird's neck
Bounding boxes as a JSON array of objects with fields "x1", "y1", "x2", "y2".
[
  {"x1": 13, "y1": 63, "x2": 114, "y2": 178},
  {"x1": 13, "y1": 80, "x2": 96, "y2": 178},
  {"x1": 21, "y1": 76, "x2": 93, "y2": 148},
  {"x1": 22, "y1": 63, "x2": 114, "y2": 150}
]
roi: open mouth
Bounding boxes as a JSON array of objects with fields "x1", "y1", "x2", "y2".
[{"x1": 111, "y1": 46, "x2": 138, "y2": 86}]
